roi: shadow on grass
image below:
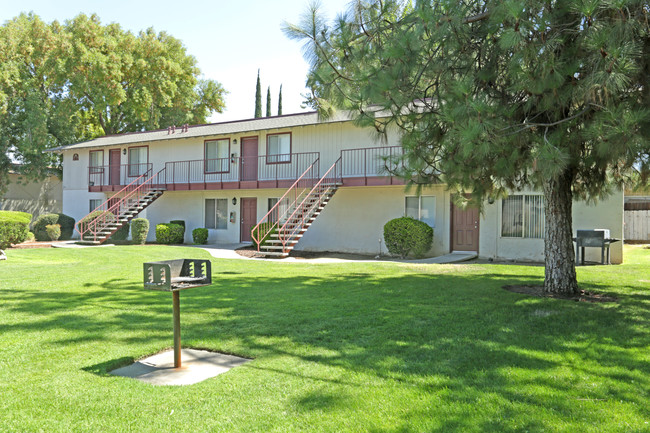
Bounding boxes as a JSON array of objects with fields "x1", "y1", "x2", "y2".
[{"x1": 3, "y1": 257, "x2": 650, "y2": 430}]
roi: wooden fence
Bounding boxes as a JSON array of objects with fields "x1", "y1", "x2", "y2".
[{"x1": 624, "y1": 210, "x2": 650, "y2": 242}]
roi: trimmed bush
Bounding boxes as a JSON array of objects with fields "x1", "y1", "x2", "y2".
[
  {"x1": 156, "y1": 223, "x2": 184, "y2": 244},
  {"x1": 192, "y1": 228, "x2": 209, "y2": 245},
  {"x1": 170, "y1": 220, "x2": 186, "y2": 241},
  {"x1": 32, "y1": 213, "x2": 75, "y2": 240},
  {"x1": 26, "y1": 232, "x2": 35, "y2": 242},
  {"x1": 383, "y1": 216, "x2": 433, "y2": 259},
  {"x1": 252, "y1": 222, "x2": 277, "y2": 248},
  {"x1": 46, "y1": 224, "x2": 61, "y2": 241},
  {"x1": 110, "y1": 222, "x2": 130, "y2": 241},
  {"x1": 131, "y1": 218, "x2": 149, "y2": 245},
  {"x1": 0, "y1": 211, "x2": 32, "y2": 249}
]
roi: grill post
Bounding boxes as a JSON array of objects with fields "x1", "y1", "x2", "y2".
[{"x1": 172, "y1": 290, "x2": 181, "y2": 368}]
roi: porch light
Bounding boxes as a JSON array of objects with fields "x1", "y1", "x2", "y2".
[
  {"x1": 232, "y1": 197, "x2": 237, "y2": 206},
  {"x1": 233, "y1": 138, "x2": 238, "y2": 144},
  {"x1": 122, "y1": 148, "x2": 127, "y2": 155}
]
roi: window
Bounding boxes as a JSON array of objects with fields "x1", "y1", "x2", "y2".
[
  {"x1": 205, "y1": 139, "x2": 230, "y2": 173},
  {"x1": 501, "y1": 195, "x2": 545, "y2": 238},
  {"x1": 405, "y1": 196, "x2": 436, "y2": 227},
  {"x1": 266, "y1": 132, "x2": 291, "y2": 163},
  {"x1": 89, "y1": 150, "x2": 104, "y2": 173},
  {"x1": 267, "y1": 197, "x2": 290, "y2": 222},
  {"x1": 89, "y1": 199, "x2": 102, "y2": 213},
  {"x1": 205, "y1": 198, "x2": 228, "y2": 229},
  {"x1": 128, "y1": 146, "x2": 148, "y2": 176}
]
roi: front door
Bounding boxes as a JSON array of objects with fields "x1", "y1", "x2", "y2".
[
  {"x1": 451, "y1": 203, "x2": 479, "y2": 252},
  {"x1": 240, "y1": 197, "x2": 257, "y2": 242},
  {"x1": 109, "y1": 149, "x2": 121, "y2": 185},
  {"x1": 240, "y1": 137, "x2": 258, "y2": 181}
]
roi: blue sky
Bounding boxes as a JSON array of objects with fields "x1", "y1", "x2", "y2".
[{"x1": 0, "y1": 0, "x2": 351, "y2": 122}]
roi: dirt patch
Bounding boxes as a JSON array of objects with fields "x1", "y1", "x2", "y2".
[
  {"x1": 234, "y1": 245, "x2": 388, "y2": 260},
  {"x1": 10, "y1": 241, "x2": 54, "y2": 249},
  {"x1": 503, "y1": 285, "x2": 617, "y2": 303}
]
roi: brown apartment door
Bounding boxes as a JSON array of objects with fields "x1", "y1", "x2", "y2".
[
  {"x1": 109, "y1": 149, "x2": 121, "y2": 185},
  {"x1": 451, "y1": 203, "x2": 479, "y2": 252},
  {"x1": 240, "y1": 137, "x2": 258, "y2": 181},
  {"x1": 240, "y1": 198, "x2": 257, "y2": 242}
]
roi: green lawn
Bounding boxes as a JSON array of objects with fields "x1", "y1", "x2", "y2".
[{"x1": 1, "y1": 245, "x2": 649, "y2": 432}]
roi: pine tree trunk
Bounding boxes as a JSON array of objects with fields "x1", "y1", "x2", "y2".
[{"x1": 543, "y1": 169, "x2": 579, "y2": 295}]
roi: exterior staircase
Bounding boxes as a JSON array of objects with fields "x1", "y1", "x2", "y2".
[
  {"x1": 252, "y1": 157, "x2": 342, "y2": 257},
  {"x1": 76, "y1": 168, "x2": 166, "y2": 245}
]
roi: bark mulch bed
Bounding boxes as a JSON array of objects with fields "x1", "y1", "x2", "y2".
[
  {"x1": 10, "y1": 241, "x2": 54, "y2": 249},
  {"x1": 503, "y1": 285, "x2": 617, "y2": 303},
  {"x1": 235, "y1": 245, "x2": 384, "y2": 260}
]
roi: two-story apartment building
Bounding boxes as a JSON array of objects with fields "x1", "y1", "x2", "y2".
[{"x1": 52, "y1": 110, "x2": 624, "y2": 263}]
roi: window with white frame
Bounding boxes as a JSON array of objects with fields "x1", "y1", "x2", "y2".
[
  {"x1": 89, "y1": 199, "x2": 102, "y2": 213},
  {"x1": 405, "y1": 196, "x2": 436, "y2": 227},
  {"x1": 205, "y1": 139, "x2": 230, "y2": 173},
  {"x1": 267, "y1": 133, "x2": 291, "y2": 163},
  {"x1": 501, "y1": 195, "x2": 545, "y2": 238},
  {"x1": 128, "y1": 147, "x2": 148, "y2": 176},
  {"x1": 89, "y1": 150, "x2": 103, "y2": 173},
  {"x1": 205, "y1": 198, "x2": 228, "y2": 229}
]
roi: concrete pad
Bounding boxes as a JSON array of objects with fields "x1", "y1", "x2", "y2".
[
  {"x1": 110, "y1": 348, "x2": 250, "y2": 386},
  {"x1": 410, "y1": 251, "x2": 478, "y2": 264}
]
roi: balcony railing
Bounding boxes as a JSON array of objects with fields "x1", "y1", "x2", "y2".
[
  {"x1": 88, "y1": 163, "x2": 152, "y2": 191},
  {"x1": 340, "y1": 146, "x2": 405, "y2": 186},
  {"x1": 162, "y1": 152, "x2": 320, "y2": 189}
]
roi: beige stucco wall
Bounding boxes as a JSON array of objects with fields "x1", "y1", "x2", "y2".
[
  {"x1": 1, "y1": 173, "x2": 62, "y2": 218},
  {"x1": 479, "y1": 189, "x2": 624, "y2": 264}
]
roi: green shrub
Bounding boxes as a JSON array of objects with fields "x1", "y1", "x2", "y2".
[
  {"x1": 156, "y1": 223, "x2": 184, "y2": 244},
  {"x1": 110, "y1": 222, "x2": 130, "y2": 241},
  {"x1": 32, "y1": 213, "x2": 75, "y2": 240},
  {"x1": 252, "y1": 222, "x2": 277, "y2": 248},
  {"x1": 383, "y1": 216, "x2": 433, "y2": 259},
  {"x1": 77, "y1": 211, "x2": 115, "y2": 238},
  {"x1": 26, "y1": 232, "x2": 35, "y2": 242},
  {"x1": 131, "y1": 218, "x2": 149, "y2": 245},
  {"x1": 192, "y1": 228, "x2": 209, "y2": 245},
  {"x1": 170, "y1": 220, "x2": 185, "y2": 241},
  {"x1": 0, "y1": 211, "x2": 32, "y2": 249},
  {"x1": 46, "y1": 224, "x2": 61, "y2": 241}
]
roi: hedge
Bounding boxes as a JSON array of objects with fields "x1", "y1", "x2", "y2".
[
  {"x1": 0, "y1": 211, "x2": 32, "y2": 249},
  {"x1": 252, "y1": 222, "x2": 277, "y2": 248},
  {"x1": 131, "y1": 218, "x2": 149, "y2": 245},
  {"x1": 46, "y1": 224, "x2": 61, "y2": 241},
  {"x1": 383, "y1": 216, "x2": 433, "y2": 259},
  {"x1": 156, "y1": 223, "x2": 184, "y2": 244},
  {"x1": 192, "y1": 228, "x2": 209, "y2": 245},
  {"x1": 32, "y1": 213, "x2": 75, "y2": 241}
]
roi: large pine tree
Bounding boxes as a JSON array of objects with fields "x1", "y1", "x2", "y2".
[{"x1": 286, "y1": 0, "x2": 650, "y2": 294}]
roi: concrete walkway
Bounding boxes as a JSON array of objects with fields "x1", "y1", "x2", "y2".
[
  {"x1": 195, "y1": 243, "x2": 477, "y2": 264},
  {"x1": 51, "y1": 240, "x2": 477, "y2": 264}
]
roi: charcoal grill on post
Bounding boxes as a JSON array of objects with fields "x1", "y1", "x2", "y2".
[
  {"x1": 143, "y1": 259, "x2": 212, "y2": 368},
  {"x1": 573, "y1": 230, "x2": 620, "y2": 265}
]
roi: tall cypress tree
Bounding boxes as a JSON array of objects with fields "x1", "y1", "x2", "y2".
[
  {"x1": 254, "y1": 69, "x2": 262, "y2": 118},
  {"x1": 277, "y1": 84, "x2": 283, "y2": 116},
  {"x1": 266, "y1": 86, "x2": 272, "y2": 117}
]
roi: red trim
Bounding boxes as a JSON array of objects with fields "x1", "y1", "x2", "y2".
[
  {"x1": 203, "y1": 138, "x2": 231, "y2": 174},
  {"x1": 266, "y1": 132, "x2": 292, "y2": 164},
  {"x1": 89, "y1": 150, "x2": 104, "y2": 174},
  {"x1": 127, "y1": 145, "x2": 149, "y2": 177}
]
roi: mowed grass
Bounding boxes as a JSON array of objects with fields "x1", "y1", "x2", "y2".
[{"x1": 0, "y1": 245, "x2": 649, "y2": 432}]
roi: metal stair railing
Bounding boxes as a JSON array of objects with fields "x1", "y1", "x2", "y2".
[
  {"x1": 251, "y1": 158, "x2": 320, "y2": 250},
  {"x1": 76, "y1": 167, "x2": 166, "y2": 242},
  {"x1": 275, "y1": 157, "x2": 342, "y2": 254}
]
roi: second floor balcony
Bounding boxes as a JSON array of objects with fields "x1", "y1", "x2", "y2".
[{"x1": 87, "y1": 146, "x2": 405, "y2": 192}]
